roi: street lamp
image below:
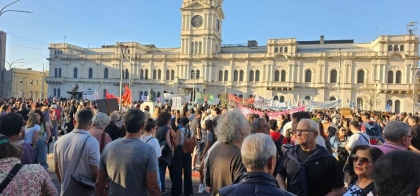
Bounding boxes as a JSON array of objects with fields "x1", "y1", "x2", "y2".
[
  {"x1": 374, "y1": 80, "x2": 380, "y2": 111},
  {"x1": 0, "y1": 0, "x2": 33, "y2": 18},
  {"x1": 338, "y1": 48, "x2": 342, "y2": 107},
  {"x1": 5, "y1": 58, "x2": 24, "y2": 69},
  {"x1": 191, "y1": 70, "x2": 198, "y2": 103},
  {"x1": 411, "y1": 65, "x2": 419, "y2": 114}
]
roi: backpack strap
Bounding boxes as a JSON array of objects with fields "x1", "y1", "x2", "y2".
[
  {"x1": 145, "y1": 136, "x2": 153, "y2": 144},
  {"x1": 357, "y1": 133, "x2": 369, "y2": 143},
  {"x1": 360, "y1": 181, "x2": 375, "y2": 196},
  {"x1": 0, "y1": 164, "x2": 23, "y2": 193}
]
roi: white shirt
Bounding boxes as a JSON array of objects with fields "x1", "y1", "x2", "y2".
[
  {"x1": 346, "y1": 131, "x2": 370, "y2": 150},
  {"x1": 139, "y1": 135, "x2": 161, "y2": 158},
  {"x1": 282, "y1": 121, "x2": 293, "y2": 136},
  {"x1": 23, "y1": 125, "x2": 41, "y2": 144}
]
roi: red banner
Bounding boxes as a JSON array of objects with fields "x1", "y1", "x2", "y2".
[
  {"x1": 228, "y1": 94, "x2": 255, "y2": 104},
  {"x1": 237, "y1": 105, "x2": 305, "y2": 119},
  {"x1": 105, "y1": 90, "x2": 120, "y2": 102},
  {"x1": 105, "y1": 85, "x2": 132, "y2": 106}
]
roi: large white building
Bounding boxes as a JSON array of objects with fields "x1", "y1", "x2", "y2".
[{"x1": 46, "y1": 0, "x2": 419, "y2": 112}]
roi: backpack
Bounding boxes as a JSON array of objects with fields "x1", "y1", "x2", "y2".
[
  {"x1": 347, "y1": 177, "x2": 376, "y2": 196},
  {"x1": 182, "y1": 125, "x2": 196, "y2": 154},
  {"x1": 363, "y1": 122, "x2": 381, "y2": 145}
]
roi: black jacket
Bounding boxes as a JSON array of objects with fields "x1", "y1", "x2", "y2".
[
  {"x1": 218, "y1": 172, "x2": 295, "y2": 196},
  {"x1": 104, "y1": 122, "x2": 121, "y2": 141}
]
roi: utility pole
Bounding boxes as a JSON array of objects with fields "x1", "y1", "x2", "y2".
[
  {"x1": 41, "y1": 64, "x2": 44, "y2": 100},
  {"x1": 412, "y1": 64, "x2": 418, "y2": 114},
  {"x1": 119, "y1": 45, "x2": 128, "y2": 112},
  {"x1": 338, "y1": 48, "x2": 342, "y2": 107}
]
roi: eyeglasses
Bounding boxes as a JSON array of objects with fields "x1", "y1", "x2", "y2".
[
  {"x1": 293, "y1": 129, "x2": 316, "y2": 134},
  {"x1": 405, "y1": 135, "x2": 413, "y2": 138},
  {"x1": 351, "y1": 154, "x2": 374, "y2": 165}
]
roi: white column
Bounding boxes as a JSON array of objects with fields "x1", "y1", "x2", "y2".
[
  {"x1": 382, "y1": 64, "x2": 386, "y2": 84},
  {"x1": 204, "y1": 64, "x2": 207, "y2": 81},
  {"x1": 209, "y1": 65, "x2": 212, "y2": 81}
]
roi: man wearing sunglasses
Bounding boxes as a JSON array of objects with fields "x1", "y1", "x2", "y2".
[
  {"x1": 277, "y1": 119, "x2": 345, "y2": 196},
  {"x1": 374, "y1": 121, "x2": 411, "y2": 154}
]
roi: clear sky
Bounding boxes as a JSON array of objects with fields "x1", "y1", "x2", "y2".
[{"x1": 1, "y1": 0, "x2": 419, "y2": 71}]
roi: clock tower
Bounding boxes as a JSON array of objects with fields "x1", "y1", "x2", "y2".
[{"x1": 180, "y1": 0, "x2": 224, "y2": 56}]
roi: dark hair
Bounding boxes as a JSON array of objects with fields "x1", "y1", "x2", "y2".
[
  {"x1": 180, "y1": 117, "x2": 189, "y2": 126},
  {"x1": 32, "y1": 110, "x2": 45, "y2": 124},
  {"x1": 144, "y1": 105, "x2": 150, "y2": 111},
  {"x1": 292, "y1": 112, "x2": 311, "y2": 122},
  {"x1": 361, "y1": 112, "x2": 371, "y2": 119},
  {"x1": 144, "y1": 118, "x2": 156, "y2": 133},
  {"x1": 345, "y1": 145, "x2": 383, "y2": 176},
  {"x1": 373, "y1": 151, "x2": 420, "y2": 196},
  {"x1": 0, "y1": 113, "x2": 24, "y2": 136},
  {"x1": 0, "y1": 141, "x2": 22, "y2": 159},
  {"x1": 75, "y1": 109, "x2": 94, "y2": 128},
  {"x1": 205, "y1": 119, "x2": 216, "y2": 143},
  {"x1": 1, "y1": 105, "x2": 9, "y2": 112},
  {"x1": 409, "y1": 115, "x2": 419, "y2": 124},
  {"x1": 268, "y1": 119, "x2": 277, "y2": 131},
  {"x1": 157, "y1": 112, "x2": 172, "y2": 126},
  {"x1": 349, "y1": 121, "x2": 360, "y2": 129},
  {"x1": 211, "y1": 107, "x2": 221, "y2": 115},
  {"x1": 124, "y1": 109, "x2": 145, "y2": 133}
]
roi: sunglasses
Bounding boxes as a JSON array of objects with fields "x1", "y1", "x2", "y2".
[{"x1": 351, "y1": 154, "x2": 374, "y2": 165}]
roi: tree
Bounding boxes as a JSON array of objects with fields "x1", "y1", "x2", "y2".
[{"x1": 359, "y1": 83, "x2": 381, "y2": 111}]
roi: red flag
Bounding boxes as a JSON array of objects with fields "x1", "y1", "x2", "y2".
[
  {"x1": 105, "y1": 89, "x2": 120, "y2": 103},
  {"x1": 121, "y1": 85, "x2": 132, "y2": 105}
]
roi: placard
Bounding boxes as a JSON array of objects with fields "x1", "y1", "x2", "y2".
[
  {"x1": 172, "y1": 97, "x2": 182, "y2": 110},
  {"x1": 96, "y1": 99, "x2": 119, "y2": 115}
]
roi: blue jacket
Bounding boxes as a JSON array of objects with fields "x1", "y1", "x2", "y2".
[{"x1": 218, "y1": 172, "x2": 295, "y2": 196}]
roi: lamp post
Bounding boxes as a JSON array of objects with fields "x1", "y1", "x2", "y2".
[
  {"x1": 118, "y1": 45, "x2": 128, "y2": 112},
  {"x1": 191, "y1": 70, "x2": 198, "y2": 104},
  {"x1": 338, "y1": 48, "x2": 342, "y2": 107},
  {"x1": 5, "y1": 58, "x2": 24, "y2": 70},
  {"x1": 411, "y1": 65, "x2": 419, "y2": 114},
  {"x1": 0, "y1": 0, "x2": 32, "y2": 18},
  {"x1": 374, "y1": 80, "x2": 380, "y2": 111}
]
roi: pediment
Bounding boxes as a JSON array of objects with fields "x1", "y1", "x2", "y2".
[{"x1": 182, "y1": 1, "x2": 211, "y2": 10}]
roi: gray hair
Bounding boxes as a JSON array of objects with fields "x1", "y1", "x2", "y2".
[
  {"x1": 92, "y1": 112, "x2": 110, "y2": 129},
  {"x1": 241, "y1": 133, "x2": 276, "y2": 171},
  {"x1": 298, "y1": 119, "x2": 319, "y2": 133},
  {"x1": 383, "y1": 121, "x2": 410, "y2": 143},
  {"x1": 216, "y1": 109, "x2": 250, "y2": 144},
  {"x1": 109, "y1": 111, "x2": 120, "y2": 123},
  {"x1": 251, "y1": 118, "x2": 266, "y2": 134}
]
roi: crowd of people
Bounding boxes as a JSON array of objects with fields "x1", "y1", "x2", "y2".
[{"x1": 0, "y1": 97, "x2": 419, "y2": 196}]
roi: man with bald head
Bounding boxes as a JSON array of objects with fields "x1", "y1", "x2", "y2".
[{"x1": 277, "y1": 119, "x2": 344, "y2": 196}]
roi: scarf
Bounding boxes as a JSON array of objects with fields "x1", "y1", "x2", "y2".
[{"x1": 286, "y1": 144, "x2": 333, "y2": 196}]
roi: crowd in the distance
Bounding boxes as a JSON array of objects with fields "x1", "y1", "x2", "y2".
[{"x1": 0, "y1": 97, "x2": 420, "y2": 196}]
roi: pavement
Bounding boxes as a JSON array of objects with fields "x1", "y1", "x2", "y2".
[{"x1": 46, "y1": 142, "x2": 209, "y2": 195}]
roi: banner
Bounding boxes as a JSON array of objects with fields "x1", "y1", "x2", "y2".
[
  {"x1": 208, "y1": 98, "x2": 220, "y2": 105},
  {"x1": 183, "y1": 94, "x2": 191, "y2": 103},
  {"x1": 195, "y1": 92, "x2": 215, "y2": 104},
  {"x1": 237, "y1": 105, "x2": 305, "y2": 119},
  {"x1": 304, "y1": 99, "x2": 341, "y2": 109},
  {"x1": 172, "y1": 97, "x2": 182, "y2": 110},
  {"x1": 228, "y1": 94, "x2": 254, "y2": 104},
  {"x1": 164, "y1": 93, "x2": 173, "y2": 100},
  {"x1": 121, "y1": 85, "x2": 132, "y2": 105},
  {"x1": 82, "y1": 90, "x2": 98, "y2": 100}
]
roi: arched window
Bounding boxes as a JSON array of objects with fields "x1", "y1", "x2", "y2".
[
  {"x1": 239, "y1": 94, "x2": 243, "y2": 98},
  {"x1": 158, "y1": 69, "x2": 162, "y2": 80},
  {"x1": 273, "y1": 96, "x2": 278, "y2": 100},
  {"x1": 88, "y1": 68, "x2": 93, "y2": 78},
  {"x1": 104, "y1": 68, "x2": 108, "y2": 79},
  {"x1": 73, "y1": 68, "x2": 78, "y2": 78},
  {"x1": 330, "y1": 97, "x2": 336, "y2": 101},
  {"x1": 388, "y1": 45, "x2": 393, "y2": 51},
  {"x1": 239, "y1": 70, "x2": 244, "y2": 81},
  {"x1": 57, "y1": 89, "x2": 61, "y2": 98},
  {"x1": 224, "y1": 70, "x2": 228, "y2": 81},
  {"x1": 274, "y1": 47, "x2": 279, "y2": 53},
  {"x1": 400, "y1": 45, "x2": 405, "y2": 51},
  {"x1": 274, "y1": 70, "x2": 280, "y2": 81},
  {"x1": 54, "y1": 88, "x2": 57, "y2": 96},
  {"x1": 281, "y1": 70, "x2": 286, "y2": 82},
  {"x1": 140, "y1": 91, "x2": 143, "y2": 99},
  {"x1": 153, "y1": 69, "x2": 157, "y2": 80},
  {"x1": 54, "y1": 68, "x2": 57, "y2": 77},
  {"x1": 140, "y1": 69, "x2": 144, "y2": 79},
  {"x1": 330, "y1": 69, "x2": 337, "y2": 83},
  {"x1": 58, "y1": 68, "x2": 62, "y2": 77},
  {"x1": 157, "y1": 92, "x2": 161, "y2": 98},
  {"x1": 30, "y1": 91, "x2": 33, "y2": 98},
  {"x1": 234, "y1": 70, "x2": 239, "y2": 81},
  {"x1": 395, "y1": 100, "x2": 401, "y2": 113},
  {"x1": 144, "y1": 91, "x2": 148, "y2": 97},
  {"x1": 171, "y1": 70, "x2": 175, "y2": 80},
  {"x1": 255, "y1": 70, "x2": 260, "y2": 81},
  {"x1": 304, "y1": 96, "x2": 311, "y2": 100},
  {"x1": 284, "y1": 47, "x2": 288, "y2": 53},
  {"x1": 394, "y1": 45, "x2": 399, "y2": 51},
  {"x1": 280, "y1": 47, "x2": 283, "y2": 52},
  {"x1": 219, "y1": 70, "x2": 223, "y2": 81},
  {"x1": 305, "y1": 70, "x2": 312, "y2": 83},
  {"x1": 357, "y1": 70, "x2": 365, "y2": 83},
  {"x1": 249, "y1": 70, "x2": 254, "y2": 81},
  {"x1": 280, "y1": 96, "x2": 285, "y2": 102},
  {"x1": 396, "y1": 71, "x2": 402, "y2": 83},
  {"x1": 145, "y1": 69, "x2": 149, "y2": 79},
  {"x1": 166, "y1": 70, "x2": 170, "y2": 80},
  {"x1": 388, "y1": 71, "x2": 394, "y2": 83},
  {"x1": 125, "y1": 69, "x2": 129, "y2": 79},
  {"x1": 386, "y1": 100, "x2": 393, "y2": 111}
]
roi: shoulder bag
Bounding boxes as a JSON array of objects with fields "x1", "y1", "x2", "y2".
[
  {"x1": 0, "y1": 164, "x2": 23, "y2": 194},
  {"x1": 182, "y1": 126, "x2": 196, "y2": 154},
  {"x1": 62, "y1": 135, "x2": 95, "y2": 196}
]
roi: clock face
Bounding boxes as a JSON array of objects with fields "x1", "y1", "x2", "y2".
[
  {"x1": 191, "y1": 15, "x2": 203, "y2": 28},
  {"x1": 216, "y1": 19, "x2": 220, "y2": 31}
]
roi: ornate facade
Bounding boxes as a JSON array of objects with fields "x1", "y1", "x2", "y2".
[{"x1": 46, "y1": 0, "x2": 419, "y2": 112}]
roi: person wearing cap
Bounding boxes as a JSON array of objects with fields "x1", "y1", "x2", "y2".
[
  {"x1": 373, "y1": 121, "x2": 411, "y2": 154},
  {"x1": 277, "y1": 119, "x2": 345, "y2": 196},
  {"x1": 0, "y1": 134, "x2": 58, "y2": 195}
]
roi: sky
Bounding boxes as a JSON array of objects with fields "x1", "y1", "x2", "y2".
[{"x1": 1, "y1": 0, "x2": 419, "y2": 71}]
